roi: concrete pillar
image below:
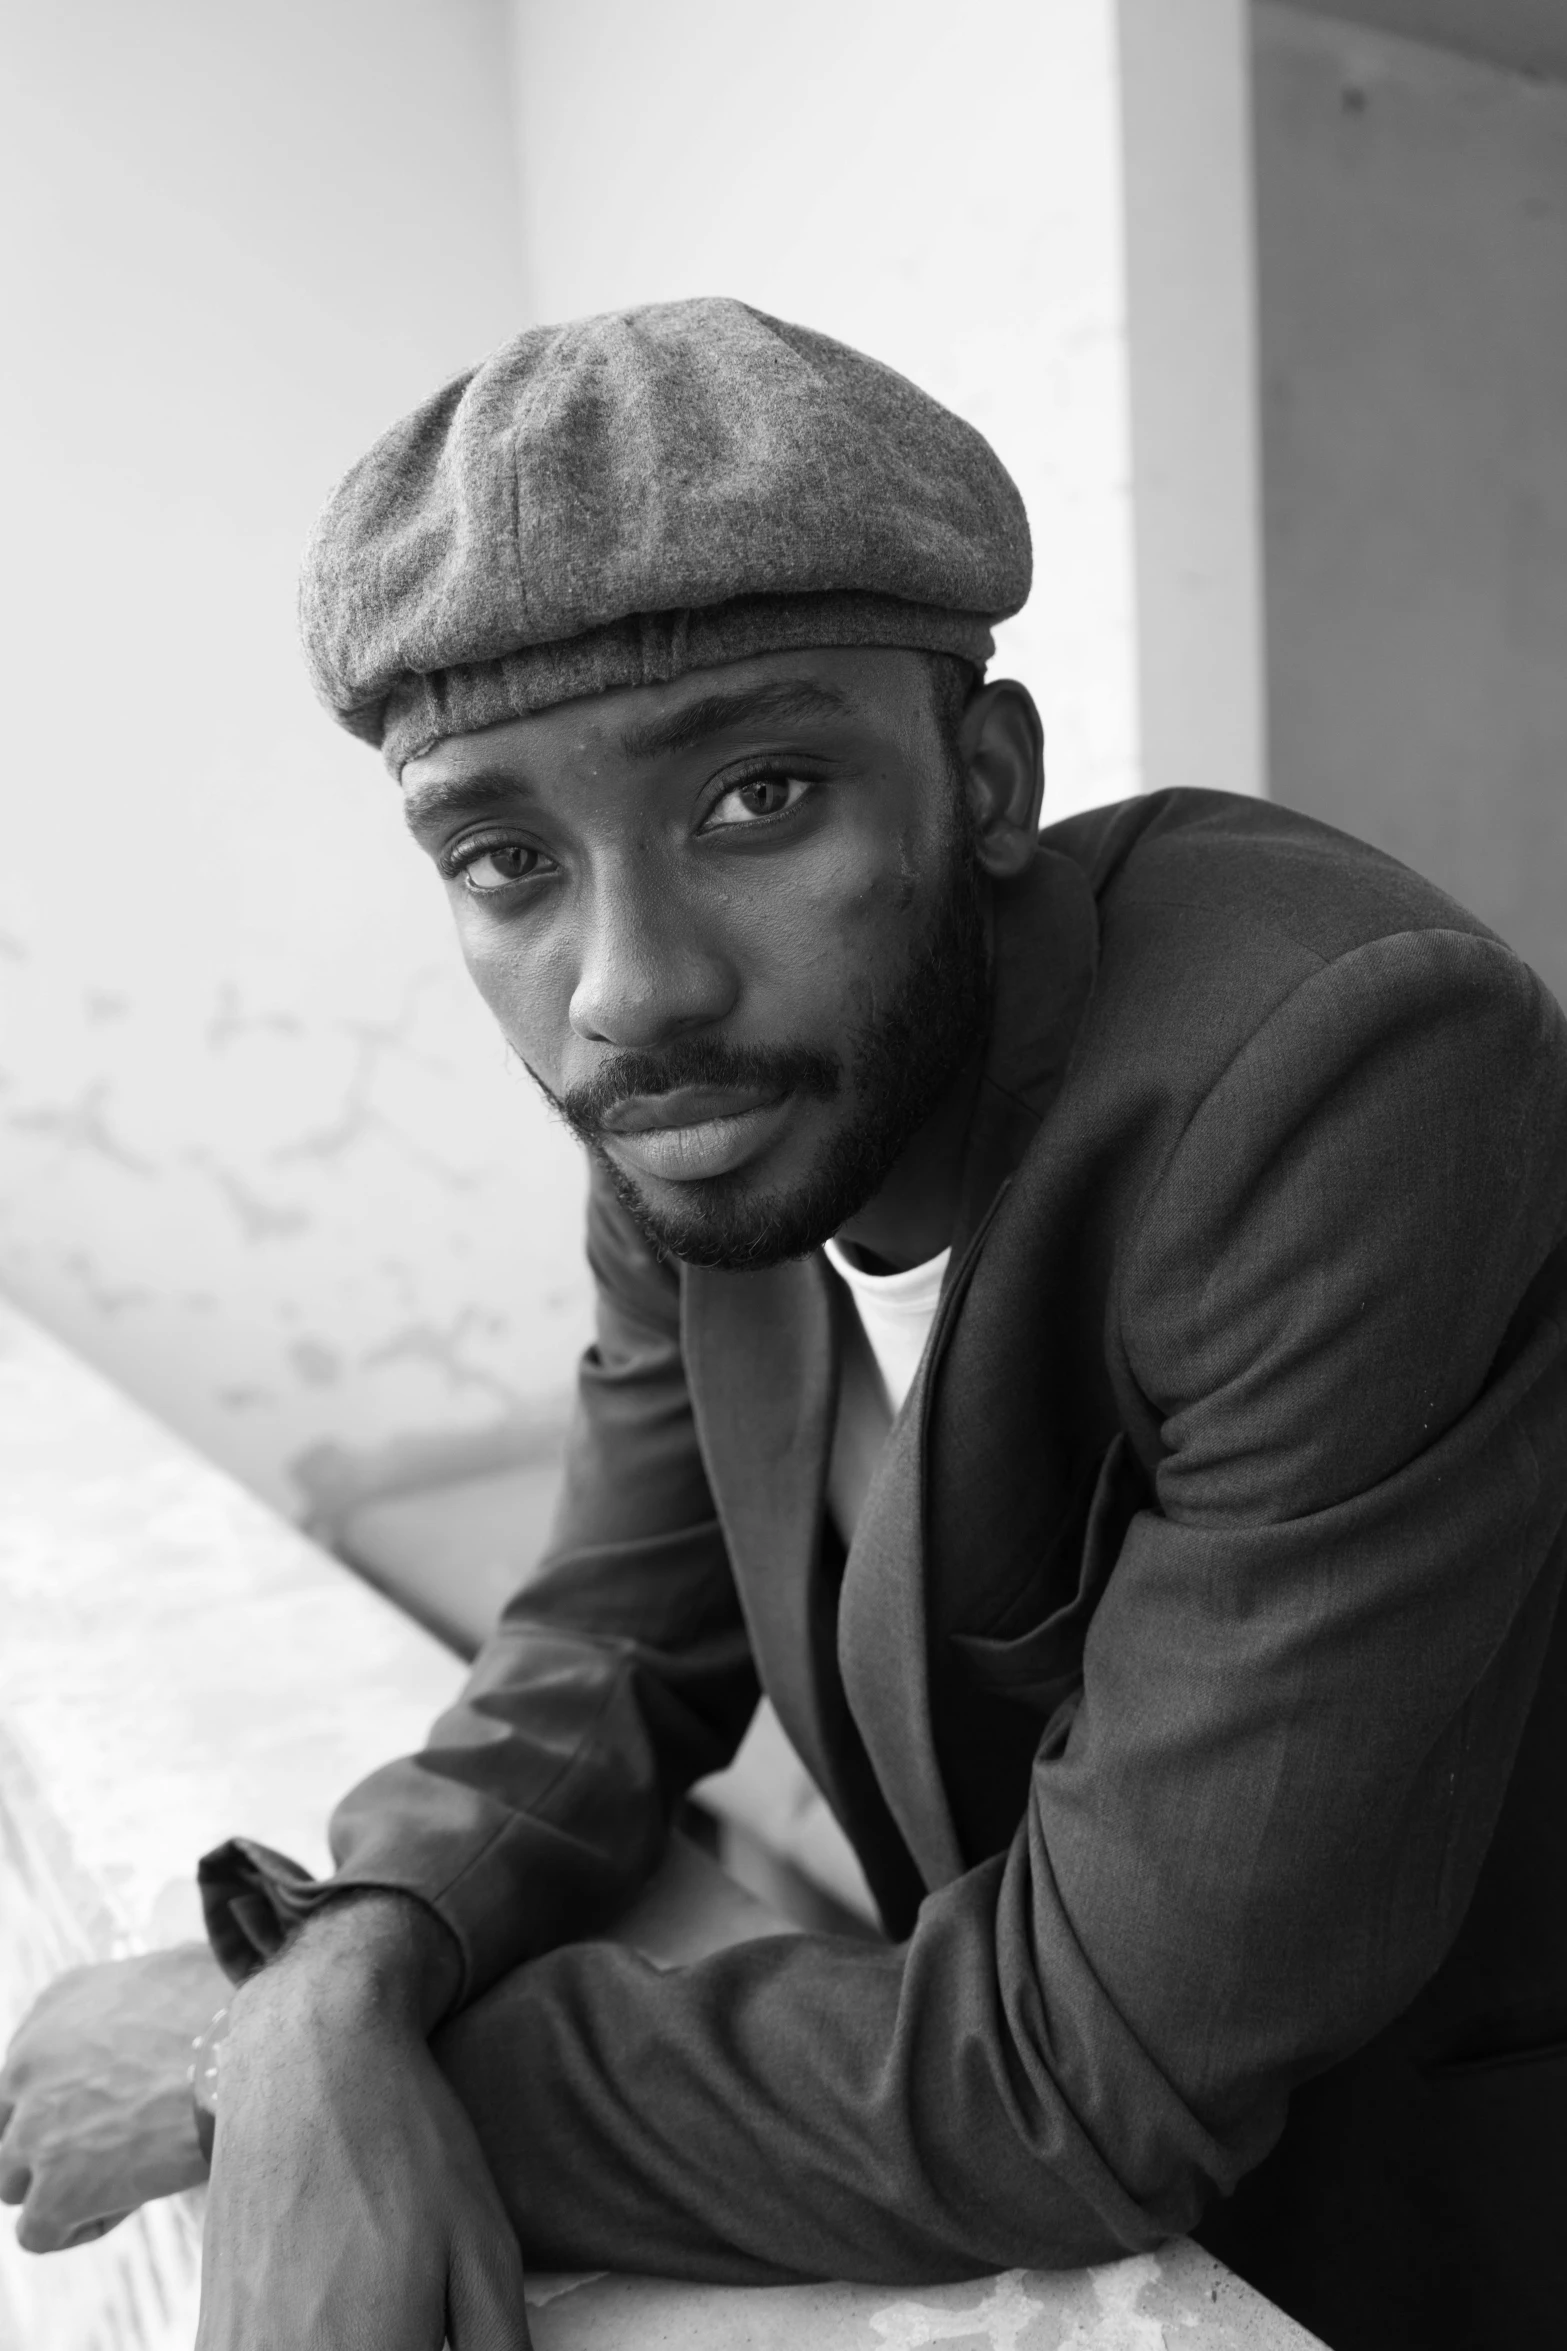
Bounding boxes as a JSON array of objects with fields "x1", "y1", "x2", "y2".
[{"x1": 1116, "y1": 0, "x2": 1269, "y2": 801}]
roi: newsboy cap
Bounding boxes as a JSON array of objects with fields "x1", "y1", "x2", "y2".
[{"x1": 299, "y1": 298, "x2": 1032, "y2": 774}]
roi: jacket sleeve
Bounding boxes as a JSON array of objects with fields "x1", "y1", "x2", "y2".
[
  {"x1": 199, "y1": 1160, "x2": 760, "y2": 2003},
  {"x1": 431, "y1": 927, "x2": 1567, "y2": 2284}
]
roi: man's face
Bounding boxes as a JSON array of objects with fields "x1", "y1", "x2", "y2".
[{"x1": 402, "y1": 647, "x2": 991, "y2": 1270}]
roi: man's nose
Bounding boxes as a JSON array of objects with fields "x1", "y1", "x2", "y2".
[{"x1": 567, "y1": 869, "x2": 736, "y2": 1048}]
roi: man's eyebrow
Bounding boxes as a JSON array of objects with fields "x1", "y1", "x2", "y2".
[
  {"x1": 614, "y1": 678, "x2": 854, "y2": 763},
  {"x1": 401, "y1": 773, "x2": 524, "y2": 834},
  {"x1": 400, "y1": 679, "x2": 854, "y2": 830}
]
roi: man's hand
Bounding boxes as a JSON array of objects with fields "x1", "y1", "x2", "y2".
[
  {"x1": 0, "y1": 1941, "x2": 226, "y2": 2250},
  {"x1": 194, "y1": 1892, "x2": 531, "y2": 2351}
]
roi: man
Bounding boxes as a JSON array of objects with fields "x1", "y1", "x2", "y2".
[{"x1": 3, "y1": 298, "x2": 1566, "y2": 2351}]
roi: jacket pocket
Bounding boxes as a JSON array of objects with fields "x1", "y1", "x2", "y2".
[{"x1": 948, "y1": 1431, "x2": 1146, "y2": 1705}]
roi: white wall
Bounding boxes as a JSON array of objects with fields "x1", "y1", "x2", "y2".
[
  {"x1": 510, "y1": 0, "x2": 1144, "y2": 826},
  {"x1": 1254, "y1": 7, "x2": 1567, "y2": 1006},
  {"x1": 0, "y1": 0, "x2": 594, "y2": 1518},
  {"x1": 1, "y1": 1, "x2": 1266, "y2": 1518}
]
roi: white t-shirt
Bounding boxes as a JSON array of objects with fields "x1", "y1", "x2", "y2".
[{"x1": 822, "y1": 1237, "x2": 951, "y2": 1543}]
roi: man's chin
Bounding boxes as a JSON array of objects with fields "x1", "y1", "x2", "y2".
[{"x1": 594, "y1": 1149, "x2": 859, "y2": 1273}]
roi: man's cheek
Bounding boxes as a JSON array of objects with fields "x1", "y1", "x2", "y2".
[
  {"x1": 824, "y1": 915, "x2": 920, "y2": 1035},
  {"x1": 767, "y1": 879, "x2": 911, "y2": 999},
  {"x1": 757, "y1": 845, "x2": 894, "y2": 954},
  {"x1": 460, "y1": 939, "x2": 568, "y2": 1067}
]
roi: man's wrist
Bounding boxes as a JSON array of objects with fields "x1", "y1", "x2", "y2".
[
  {"x1": 189, "y1": 1999, "x2": 232, "y2": 2164},
  {"x1": 242, "y1": 1890, "x2": 464, "y2": 2038}
]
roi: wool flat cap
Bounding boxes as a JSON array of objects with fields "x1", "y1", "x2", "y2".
[{"x1": 300, "y1": 298, "x2": 1032, "y2": 774}]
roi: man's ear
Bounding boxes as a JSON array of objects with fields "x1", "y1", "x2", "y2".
[{"x1": 957, "y1": 680, "x2": 1045, "y2": 878}]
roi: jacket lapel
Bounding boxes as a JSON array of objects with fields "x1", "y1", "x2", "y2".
[
  {"x1": 680, "y1": 1253, "x2": 841, "y2": 1793},
  {"x1": 837, "y1": 845, "x2": 1101, "y2": 1891},
  {"x1": 837, "y1": 1339, "x2": 967, "y2": 1888},
  {"x1": 683, "y1": 1254, "x2": 929, "y2": 1925}
]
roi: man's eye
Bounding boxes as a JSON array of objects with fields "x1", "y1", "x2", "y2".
[
  {"x1": 454, "y1": 843, "x2": 545, "y2": 893},
  {"x1": 704, "y1": 775, "x2": 811, "y2": 829}
]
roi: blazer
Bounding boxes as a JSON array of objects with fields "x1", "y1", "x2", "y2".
[{"x1": 204, "y1": 790, "x2": 1567, "y2": 2351}]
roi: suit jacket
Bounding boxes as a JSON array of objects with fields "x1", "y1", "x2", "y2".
[{"x1": 204, "y1": 791, "x2": 1567, "y2": 2351}]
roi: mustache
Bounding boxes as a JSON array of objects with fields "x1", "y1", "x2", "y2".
[{"x1": 538, "y1": 1037, "x2": 841, "y2": 1141}]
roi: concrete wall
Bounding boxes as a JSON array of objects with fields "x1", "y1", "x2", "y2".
[
  {"x1": 1254, "y1": 6, "x2": 1567, "y2": 1005},
  {"x1": 509, "y1": 0, "x2": 1144, "y2": 826},
  {"x1": 1, "y1": 1, "x2": 1266, "y2": 1517},
  {"x1": 510, "y1": 0, "x2": 1269, "y2": 816},
  {"x1": 0, "y1": 0, "x2": 593, "y2": 1518}
]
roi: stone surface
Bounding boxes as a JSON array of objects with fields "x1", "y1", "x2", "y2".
[{"x1": 523, "y1": 2243, "x2": 1323, "y2": 2350}]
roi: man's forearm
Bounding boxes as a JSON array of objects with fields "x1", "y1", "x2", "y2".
[{"x1": 195, "y1": 1889, "x2": 531, "y2": 2351}]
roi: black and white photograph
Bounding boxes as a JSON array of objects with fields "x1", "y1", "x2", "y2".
[{"x1": 1, "y1": 5, "x2": 1564, "y2": 2348}]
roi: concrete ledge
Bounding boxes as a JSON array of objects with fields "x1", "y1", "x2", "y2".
[
  {"x1": 525, "y1": 2241, "x2": 1324, "y2": 2350},
  {"x1": 0, "y1": 1298, "x2": 1325, "y2": 2350}
]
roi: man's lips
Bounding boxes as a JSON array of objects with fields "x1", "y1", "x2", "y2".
[
  {"x1": 596, "y1": 1086, "x2": 792, "y2": 1182},
  {"x1": 598, "y1": 1084, "x2": 779, "y2": 1135}
]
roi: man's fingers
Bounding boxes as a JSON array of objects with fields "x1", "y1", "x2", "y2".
[
  {"x1": 0, "y1": 2049, "x2": 27, "y2": 2125},
  {"x1": 0, "y1": 2149, "x2": 29, "y2": 2208},
  {"x1": 14, "y1": 2157, "x2": 131, "y2": 2255},
  {"x1": 445, "y1": 2227, "x2": 534, "y2": 2351},
  {"x1": 62, "y1": 2210, "x2": 132, "y2": 2248},
  {"x1": 16, "y1": 2163, "x2": 79, "y2": 2254},
  {"x1": 16, "y1": 2176, "x2": 69, "y2": 2255},
  {"x1": 16, "y1": 2202, "x2": 69, "y2": 2256}
]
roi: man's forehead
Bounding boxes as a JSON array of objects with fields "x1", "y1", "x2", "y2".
[{"x1": 400, "y1": 647, "x2": 922, "y2": 800}]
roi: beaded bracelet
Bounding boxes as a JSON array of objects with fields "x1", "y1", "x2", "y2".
[{"x1": 188, "y1": 2002, "x2": 232, "y2": 2166}]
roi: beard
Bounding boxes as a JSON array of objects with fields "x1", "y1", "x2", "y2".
[{"x1": 530, "y1": 822, "x2": 992, "y2": 1272}]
